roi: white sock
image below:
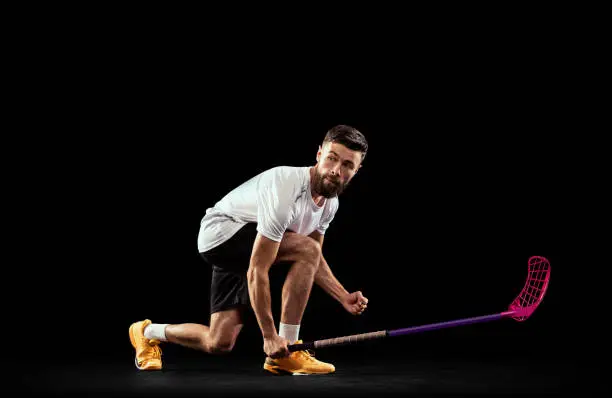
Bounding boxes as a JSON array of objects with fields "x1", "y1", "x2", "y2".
[
  {"x1": 279, "y1": 322, "x2": 300, "y2": 344},
  {"x1": 144, "y1": 323, "x2": 169, "y2": 342}
]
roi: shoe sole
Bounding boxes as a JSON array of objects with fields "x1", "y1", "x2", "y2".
[
  {"x1": 263, "y1": 364, "x2": 334, "y2": 376},
  {"x1": 263, "y1": 364, "x2": 295, "y2": 375}
]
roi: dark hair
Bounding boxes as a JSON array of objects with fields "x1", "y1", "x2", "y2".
[{"x1": 323, "y1": 124, "x2": 368, "y2": 162}]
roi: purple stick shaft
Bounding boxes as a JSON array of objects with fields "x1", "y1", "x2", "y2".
[
  {"x1": 288, "y1": 311, "x2": 516, "y2": 352},
  {"x1": 388, "y1": 312, "x2": 508, "y2": 337}
]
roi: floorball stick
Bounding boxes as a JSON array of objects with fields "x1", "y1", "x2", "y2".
[{"x1": 288, "y1": 255, "x2": 551, "y2": 352}]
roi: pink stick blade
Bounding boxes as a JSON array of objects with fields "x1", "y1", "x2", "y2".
[{"x1": 507, "y1": 256, "x2": 551, "y2": 321}]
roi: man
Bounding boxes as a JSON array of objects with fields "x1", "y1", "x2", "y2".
[{"x1": 129, "y1": 124, "x2": 370, "y2": 375}]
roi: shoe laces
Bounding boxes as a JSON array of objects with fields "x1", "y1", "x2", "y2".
[{"x1": 295, "y1": 349, "x2": 317, "y2": 362}]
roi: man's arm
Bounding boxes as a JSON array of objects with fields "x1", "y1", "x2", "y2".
[
  {"x1": 247, "y1": 232, "x2": 292, "y2": 358},
  {"x1": 309, "y1": 231, "x2": 369, "y2": 315},
  {"x1": 309, "y1": 231, "x2": 349, "y2": 303},
  {"x1": 247, "y1": 233, "x2": 281, "y2": 338}
]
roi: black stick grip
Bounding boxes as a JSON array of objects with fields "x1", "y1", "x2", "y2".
[{"x1": 287, "y1": 341, "x2": 315, "y2": 352}]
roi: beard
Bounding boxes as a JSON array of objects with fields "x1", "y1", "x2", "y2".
[{"x1": 312, "y1": 168, "x2": 347, "y2": 198}]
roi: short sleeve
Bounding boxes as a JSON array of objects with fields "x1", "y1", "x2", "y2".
[
  {"x1": 316, "y1": 198, "x2": 339, "y2": 234},
  {"x1": 256, "y1": 168, "x2": 302, "y2": 242}
]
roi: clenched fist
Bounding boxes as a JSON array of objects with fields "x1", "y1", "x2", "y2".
[{"x1": 342, "y1": 291, "x2": 368, "y2": 315}]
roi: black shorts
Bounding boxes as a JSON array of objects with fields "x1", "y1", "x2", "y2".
[{"x1": 199, "y1": 223, "x2": 258, "y2": 314}]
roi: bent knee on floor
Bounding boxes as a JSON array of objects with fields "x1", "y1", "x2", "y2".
[{"x1": 208, "y1": 337, "x2": 236, "y2": 354}]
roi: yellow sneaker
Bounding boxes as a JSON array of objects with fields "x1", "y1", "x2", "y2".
[
  {"x1": 263, "y1": 340, "x2": 335, "y2": 375},
  {"x1": 129, "y1": 319, "x2": 162, "y2": 370}
]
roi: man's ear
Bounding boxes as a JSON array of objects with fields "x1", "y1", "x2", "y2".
[{"x1": 316, "y1": 145, "x2": 322, "y2": 162}]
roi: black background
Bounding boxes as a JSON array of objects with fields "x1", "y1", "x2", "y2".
[{"x1": 12, "y1": 31, "x2": 608, "y2": 370}]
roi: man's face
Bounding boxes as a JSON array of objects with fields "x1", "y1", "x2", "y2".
[{"x1": 312, "y1": 141, "x2": 362, "y2": 198}]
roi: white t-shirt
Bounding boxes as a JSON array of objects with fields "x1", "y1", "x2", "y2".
[{"x1": 197, "y1": 166, "x2": 339, "y2": 253}]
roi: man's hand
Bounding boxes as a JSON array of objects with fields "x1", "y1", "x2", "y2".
[
  {"x1": 342, "y1": 291, "x2": 369, "y2": 315},
  {"x1": 263, "y1": 334, "x2": 290, "y2": 358}
]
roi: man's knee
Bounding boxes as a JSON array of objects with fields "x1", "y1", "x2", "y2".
[
  {"x1": 208, "y1": 335, "x2": 236, "y2": 354},
  {"x1": 296, "y1": 237, "x2": 322, "y2": 267},
  {"x1": 207, "y1": 310, "x2": 243, "y2": 354},
  {"x1": 278, "y1": 232, "x2": 322, "y2": 270}
]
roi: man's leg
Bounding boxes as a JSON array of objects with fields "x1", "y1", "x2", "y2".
[
  {"x1": 159, "y1": 231, "x2": 322, "y2": 358},
  {"x1": 130, "y1": 309, "x2": 244, "y2": 370},
  {"x1": 275, "y1": 231, "x2": 322, "y2": 333},
  {"x1": 131, "y1": 259, "x2": 250, "y2": 370},
  {"x1": 263, "y1": 231, "x2": 335, "y2": 375},
  {"x1": 165, "y1": 309, "x2": 244, "y2": 354},
  {"x1": 131, "y1": 223, "x2": 256, "y2": 370}
]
